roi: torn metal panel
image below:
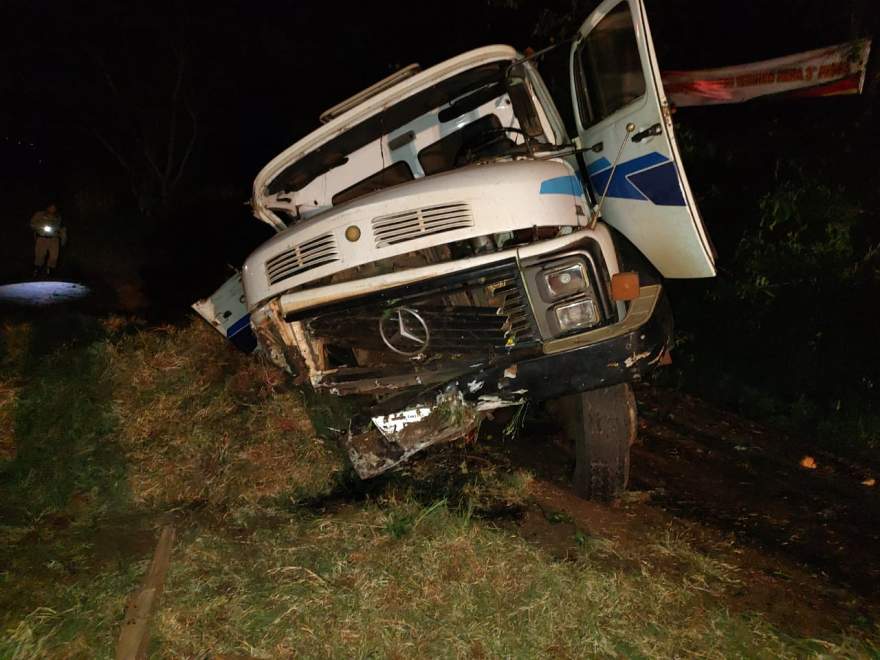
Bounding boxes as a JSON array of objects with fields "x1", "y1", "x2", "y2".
[
  {"x1": 446, "y1": 287, "x2": 673, "y2": 406},
  {"x1": 347, "y1": 387, "x2": 480, "y2": 478},
  {"x1": 191, "y1": 272, "x2": 256, "y2": 352},
  {"x1": 372, "y1": 405, "x2": 433, "y2": 434},
  {"x1": 250, "y1": 300, "x2": 307, "y2": 381},
  {"x1": 476, "y1": 390, "x2": 528, "y2": 411}
]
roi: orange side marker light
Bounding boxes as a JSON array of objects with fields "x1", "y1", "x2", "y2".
[{"x1": 611, "y1": 271, "x2": 640, "y2": 301}]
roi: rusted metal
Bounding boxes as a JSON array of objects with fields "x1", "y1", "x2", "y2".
[{"x1": 251, "y1": 300, "x2": 309, "y2": 383}]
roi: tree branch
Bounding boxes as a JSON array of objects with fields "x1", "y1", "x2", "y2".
[
  {"x1": 92, "y1": 128, "x2": 131, "y2": 172},
  {"x1": 163, "y1": 50, "x2": 186, "y2": 185},
  {"x1": 172, "y1": 99, "x2": 198, "y2": 189}
]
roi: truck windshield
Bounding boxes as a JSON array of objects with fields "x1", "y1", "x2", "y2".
[{"x1": 266, "y1": 60, "x2": 531, "y2": 199}]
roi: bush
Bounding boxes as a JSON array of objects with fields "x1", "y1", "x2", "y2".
[{"x1": 666, "y1": 159, "x2": 880, "y2": 452}]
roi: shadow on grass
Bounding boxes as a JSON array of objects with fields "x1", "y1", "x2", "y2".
[{"x1": 0, "y1": 313, "x2": 132, "y2": 520}]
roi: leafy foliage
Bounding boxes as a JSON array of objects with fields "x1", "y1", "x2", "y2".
[{"x1": 666, "y1": 140, "x2": 880, "y2": 452}]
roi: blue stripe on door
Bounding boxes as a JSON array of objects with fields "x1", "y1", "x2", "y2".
[
  {"x1": 226, "y1": 314, "x2": 257, "y2": 352},
  {"x1": 626, "y1": 162, "x2": 686, "y2": 206},
  {"x1": 586, "y1": 157, "x2": 612, "y2": 176},
  {"x1": 587, "y1": 152, "x2": 686, "y2": 207}
]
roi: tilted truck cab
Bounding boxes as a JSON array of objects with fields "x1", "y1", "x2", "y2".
[{"x1": 196, "y1": 0, "x2": 715, "y2": 498}]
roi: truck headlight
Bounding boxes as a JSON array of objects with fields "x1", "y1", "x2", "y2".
[
  {"x1": 522, "y1": 250, "x2": 607, "y2": 339},
  {"x1": 543, "y1": 263, "x2": 588, "y2": 300},
  {"x1": 536, "y1": 260, "x2": 590, "y2": 303},
  {"x1": 553, "y1": 298, "x2": 599, "y2": 332}
]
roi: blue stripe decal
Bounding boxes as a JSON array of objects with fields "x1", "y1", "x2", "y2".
[
  {"x1": 226, "y1": 314, "x2": 251, "y2": 338},
  {"x1": 539, "y1": 175, "x2": 584, "y2": 197},
  {"x1": 627, "y1": 162, "x2": 686, "y2": 206},
  {"x1": 586, "y1": 157, "x2": 611, "y2": 176},
  {"x1": 587, "y1": 152, "x2": 685, "y2": 207}
]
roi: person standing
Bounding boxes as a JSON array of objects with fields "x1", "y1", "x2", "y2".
[{"x1": 30, "y1": 203, "x2": 67, "y2": 277}]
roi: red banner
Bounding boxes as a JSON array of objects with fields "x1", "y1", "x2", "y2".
[{"x1": 662, "y1": 39, "x2": 872, "y2": 107}]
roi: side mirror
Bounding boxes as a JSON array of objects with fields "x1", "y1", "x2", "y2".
[{"x1": 506, "y1": 66, "x2": 546, "y2": 139}]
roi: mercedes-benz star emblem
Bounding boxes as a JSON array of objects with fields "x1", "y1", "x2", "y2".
[{"x1": 379, "y1": 307, "x2": 430, "y2": 356}]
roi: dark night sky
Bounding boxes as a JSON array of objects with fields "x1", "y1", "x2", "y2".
[
  {"x1": 2, "y1": 0, "x2": 870, "y2": 181},
  {"x1": 0, "y1": 0, "x2": 876, "y2": 308}
]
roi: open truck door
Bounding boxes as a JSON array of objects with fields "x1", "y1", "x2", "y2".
[{"x1": 571, "y1": 0, "x2": 716, "y2": 278}]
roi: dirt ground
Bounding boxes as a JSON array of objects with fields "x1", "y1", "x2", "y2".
[{"x1": 497, "y1": 384, "x2": 880, "y2": 638}]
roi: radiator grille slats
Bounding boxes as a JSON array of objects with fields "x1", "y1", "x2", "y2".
[
  {"x1": 488, "y1": 279, "x2": 537, "y2": 345},
  {"x1": 265, "y1": 233, "x2": 339, "y2": 286},
  {"x1": 305, "y1": 262, "x2": 539, "y2": 364},
  {"x1": 372, "y1": 202, "x2": 473, "y2": 247}
]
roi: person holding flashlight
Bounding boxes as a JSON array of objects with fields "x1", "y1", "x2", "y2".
[{"x1": 29, "y1": 203, "x2": 67, "y2": 277}]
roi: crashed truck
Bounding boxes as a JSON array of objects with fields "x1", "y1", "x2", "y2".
[{"x1": 195, "y1": 0, "x2": 716, "y2": 499}]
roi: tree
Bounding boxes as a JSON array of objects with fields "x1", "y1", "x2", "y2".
[{"x1": 89, "y1": 41, "x2": 198, "y2": 217}]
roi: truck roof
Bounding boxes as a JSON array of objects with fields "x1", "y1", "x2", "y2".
[{"x1": 319, "y1": 63, "x2": 422, "y2": 125}]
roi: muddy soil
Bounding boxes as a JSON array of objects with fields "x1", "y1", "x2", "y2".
[{"x1": 498, "y1": 384, "x2": 880, "y2": 638}]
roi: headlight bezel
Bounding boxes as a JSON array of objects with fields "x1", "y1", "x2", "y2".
[{"x1": 521, "y1": 247, "x2": 614, "y2": 340}]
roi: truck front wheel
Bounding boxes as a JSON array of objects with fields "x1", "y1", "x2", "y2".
[{"x1": 555, "y1": 383, "x2": 637, "y2": 501}]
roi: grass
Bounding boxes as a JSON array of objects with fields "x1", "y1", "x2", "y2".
[
  {"x1": 5, "y1": 501, "x2": 877, "y2": 658},
  {"x1": 0, "y1": 316, "x2": 127, "y2": 518},
  {"x1": 1, "y1": 315, "x2": 878, "y2": 658},
  {"x1": 104, "y1": 321, "x2": 344, "y2": 507}
]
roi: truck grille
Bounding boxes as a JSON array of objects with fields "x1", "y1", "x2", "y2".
[
  {"x1": 488, "y1": 278, "x2": 534, "y2": 345},
  {"x1": 304, "y1": 261, "x2": 538, "y2": 363},
  {"x1": 372, "y1": 202, "x2": 473, "y2": 247},
  {"x1": 265, "y1": 233, "x2": 339, "y2": 286}
]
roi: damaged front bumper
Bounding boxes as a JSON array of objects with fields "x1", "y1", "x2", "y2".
[
  {"x1": 349, "y1": 387, "x2": 482, "y2": 478},
  {"x1": 346, "y1": 283, "x2": 672, "y2": 478},
  {"x1": 457, "y1": 283, "x2": 672, "y2": 405},
  {"x1": 248, "y1": 229, "x2": 673, "y2": 479}
]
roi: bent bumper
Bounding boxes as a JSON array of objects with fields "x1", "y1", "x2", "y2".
[
  {"x1": 350, "y1": 284, "x2": 673, "y2": 478},
  {"x1": 454, "y1": 283, "x2": 674, "y2": 406}
]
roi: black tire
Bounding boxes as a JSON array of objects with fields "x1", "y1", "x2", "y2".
[{"x1": 555, "y1": 383, "x2": 637, "y2": 501}]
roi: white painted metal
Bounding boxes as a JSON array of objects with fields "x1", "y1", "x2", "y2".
[
  {"x1": 242, "y1": 159, "x2": 585, "y2": 309},
  {"x1": 265, "y1": 233, "x2": 339, "y2": 285},
  {"x1": 372, "y1": 202, "x2": 474, "y2": 247},
  {"x1": 274, "y1": 224, "x2": 619, "y2": 317},
  {"x1": 320, "y1": 63, "x2": 422, "y2": 124},
  {"x1": 570, "y1": 0, "x2": 716, "y2": 278},
  {"x1": 264, "y1": 90, "x2": 520, "y2": 222},
  {"x1": 200, "y1": 26, "x2": 717, "y2": 366},
  {"x1": 191, "y1": 272, "x2": 249, "y2": 339}
]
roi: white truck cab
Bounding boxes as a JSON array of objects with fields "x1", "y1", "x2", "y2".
[{"x1": 196, "y1": 0, "x2": 716, "y2": 497}]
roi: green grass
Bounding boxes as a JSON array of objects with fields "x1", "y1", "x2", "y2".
[
  {"x1": 4, "y1": 500, "x2": 877, "y2": 659},
  {"x1": 1, "y1": 316, "x2": 878, "y2": 658},
  {"x1": 0, "y1": 315, "x2": 129, "y2": 518}
]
